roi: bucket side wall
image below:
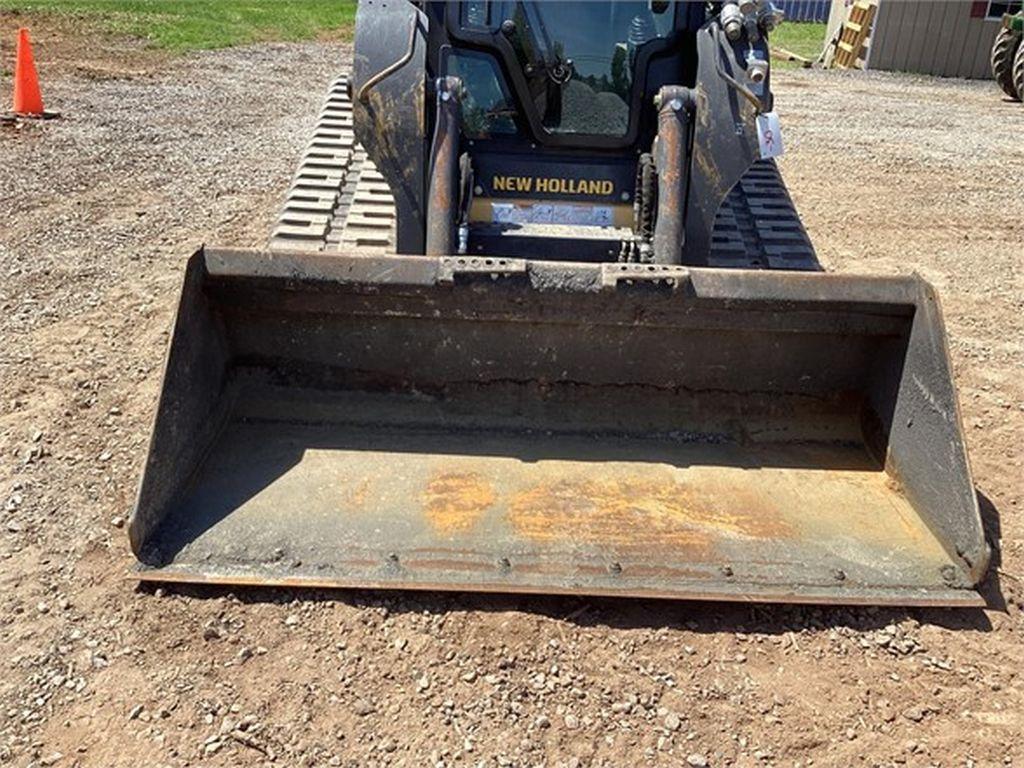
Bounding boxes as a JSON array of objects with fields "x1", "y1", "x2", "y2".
[
  {"x1": 129, "y1": 252, "x2": 232, "y2": 559},
  {"x1": 873, "y1": 282, "x2": 987, "y2": 583}
]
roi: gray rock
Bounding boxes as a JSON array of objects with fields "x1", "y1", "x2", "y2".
[
  {"x1": 902, "y1": 706, "x2": 925, "y2": 722},
  {"x1": 353, "y1": 699, "x2": 375, "y2": 716}
]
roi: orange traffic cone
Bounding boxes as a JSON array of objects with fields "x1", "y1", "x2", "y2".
[{"x1": 7, "y1": 28, "x2": 58, "y2": 120}]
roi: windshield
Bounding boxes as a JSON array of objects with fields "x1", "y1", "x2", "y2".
[{"x1": 460, "y1": 1, "x2": 676, "y2": 137}]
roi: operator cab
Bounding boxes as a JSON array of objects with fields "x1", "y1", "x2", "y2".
[{"x1": 446, "y1": 1, "x2": 695, "y2": 143}]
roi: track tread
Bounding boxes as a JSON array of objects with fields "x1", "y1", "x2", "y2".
[
  {"x1": 710, "y1": 161, "x2": 819, "y2": 270},
  {"x1": 270, "y1": 76, "x2": 396, "y2": 253}
]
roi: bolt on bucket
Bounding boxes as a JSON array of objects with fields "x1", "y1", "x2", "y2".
[{"x1": 130, "y1": 248, "x2": 988, "y2": 606}]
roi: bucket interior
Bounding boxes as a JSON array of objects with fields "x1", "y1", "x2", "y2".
[{"x1": 131, "y1": 256, "x2": 982, "y2": 605}]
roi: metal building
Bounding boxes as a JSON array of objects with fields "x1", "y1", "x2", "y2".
[{"x1": 828, "y1": 0, "x2": 1022, "y2": 78}]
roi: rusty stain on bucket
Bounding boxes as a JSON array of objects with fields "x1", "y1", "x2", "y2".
[
  {"x1": 423, "y1": 472, "x2": 497, "y2": 534},
  {"x1": 508, "y1": 476, "x2": 791, "y2": 554},
  {"x1": 348, "y1": 478, "x2": 372, "y2": 510}
]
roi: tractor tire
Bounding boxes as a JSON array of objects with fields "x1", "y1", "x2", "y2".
[
  {"x1": 1014, "y1": 36, "x2": 1024, "y2": 105},
  {"x1": 991, "y1": 27, "x2": 1022, "y2": 101}
]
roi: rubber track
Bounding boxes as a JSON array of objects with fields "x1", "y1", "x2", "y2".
[
  {"x1": 710, "y1": 161, "x2": 820, "y2": 270},
  {"x1": 270, "y1": 76, "x2": 396, "y2": 254},
  {"x1": 272, "y1": 75, "x2": 818, "y2": 270}
]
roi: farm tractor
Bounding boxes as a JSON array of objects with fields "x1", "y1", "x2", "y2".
[{"x1": 992, "y1": 8, "x2": 1024, "y2": 101}]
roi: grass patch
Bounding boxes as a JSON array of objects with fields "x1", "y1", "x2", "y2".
[
  {"x1": 771, "y1": 21, "x2": 827, "y2": 68},
  {"x1": 0, "y1": 0, "x2": 357, "y2": 50}
]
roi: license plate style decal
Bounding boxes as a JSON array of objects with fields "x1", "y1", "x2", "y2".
[{"x1": 491, "y1": 202, "x2": 614, "y2": 227}]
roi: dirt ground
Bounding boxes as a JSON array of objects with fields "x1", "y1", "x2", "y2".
[{"x1": 1, "y1": 17, "x2": 1023, "y2": 768}]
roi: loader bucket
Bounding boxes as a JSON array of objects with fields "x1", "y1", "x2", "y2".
[{"x1": 130, "y1": 248, "x2": 989, "y2": 606}]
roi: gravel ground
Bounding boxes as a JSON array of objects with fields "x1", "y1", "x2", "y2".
[{"x1": 1, "y1": 21, "x2": 1023, "y2": 768}]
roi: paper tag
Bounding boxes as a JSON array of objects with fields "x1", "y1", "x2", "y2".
[
  {"x1": 756, "y1": 111, "x2": 783, "y2": 159},
  {"x1": 492, "y1": 202, "x2": 613, "y2": 228},
  {"x1": 491, "y1": 203, "x2": 523, "y2": 224}
]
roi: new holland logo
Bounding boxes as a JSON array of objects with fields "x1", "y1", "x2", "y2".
[{"x1": 491, "y1": 175, "x2": 615, "y2": 196}]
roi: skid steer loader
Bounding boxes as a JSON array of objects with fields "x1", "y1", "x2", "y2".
[{"x1": 129, "y1": 0, "x2": 990, "y2": 606}]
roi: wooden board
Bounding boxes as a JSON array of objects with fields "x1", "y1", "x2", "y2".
[{"x1": 833, "y1": 1, "x2": 878, "y2": 69}]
